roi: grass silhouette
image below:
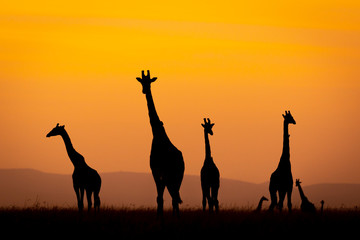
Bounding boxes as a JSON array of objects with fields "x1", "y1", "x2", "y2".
[{"x1": 1, "y1": 206, "x2": 360, "y2": 238}]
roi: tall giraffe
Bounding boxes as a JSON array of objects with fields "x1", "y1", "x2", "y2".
[
  {"x1": 296, "y1": 179, "x2": 316, "y2": 213},
  {"x1": 46, "y1": 124, "x2": 101, "y2": 211},
  {"x1": 201, "y1": 118, "x2": 220, "y2": 212},
  {"x1": 269, "y1": 111, "x2": 296, "y2": 212},
  {"x1": 136, "y1": 70, "x2": 184, "y2": 217}
]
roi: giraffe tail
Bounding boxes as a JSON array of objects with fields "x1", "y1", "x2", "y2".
[
  {"x1": 173, "y1": 192, "x2": 183, "y2": 204},
  {"x1": 178, "y1": 194, "x2": 183, "y2": 204}
]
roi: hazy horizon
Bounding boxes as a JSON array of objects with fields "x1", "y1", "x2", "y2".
[
  {"x1": 2, "y1": 167, "x2": 360, "y2": 185},
  {"x1": 2, "y1": 168, "x2": 360, "y2": 208}
]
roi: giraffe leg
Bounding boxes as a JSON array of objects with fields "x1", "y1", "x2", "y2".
[
  {"x1": 73, "y1": 183, "x2": 84, "y2": 212},
  {"x1": 268, "y1": 187, "x2": 277, "y2": 211},
  {"x1": 167, "y1": 185, "x2": 181, "y2": 217},
  {"x1": 94, "y1": 189, "x2": 101, "y2": 212},
  {"x1": 211, "y1": 186, "x2": 219, "y2": 213},
  {"x1": 156, "y1": 189, "x2": 165, "y2": 218},
  {"x1": 287, "y1": 189, "x2": 292, "y2": 212},
  {"x1": 278, "y1": 190, "x2": 286, "y2": 212},
  {"x1": 94, "y1": 174, "x2": 101, "y2": 212},
  {"x1": 86, "y1": 190, "x2": 93, "y2": 211},
  {"x1": 172, "y1": 198, "x2": 179, "y2": 217},
  {"x1": 202, "y1": 186, "x2": 210, "y2": 212},
  {"x1": 208, "y1": 188, "x2": 214, "y2": 213},
  {"x1": 73, "y1": 185, "x2": 81, "y2": 212},
  {"x1": 202, "y1": 193, "x2": 207, "y2": 211},
  {"x1": 155, "y1": 178, "x2": 165, "y2": 218},
  {"x1": 79, "y1": 187, "x2": 85, "y2": 211}
]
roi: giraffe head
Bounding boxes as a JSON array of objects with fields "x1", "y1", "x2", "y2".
[
  {"x1": 295, "y1": 179, "x2": 302, "y2": 187},
  {"x1": 136, "y1": 70, "x2": 157, "y2": 94},
  {"x1": 282, "y1": 111, "x2": 296, "y2": 125},
  {"x1": 261, "y1": 196, "x2": 269, "y2": 201},
  {"x1": 46, "y1": 123, "x2": 65, "y2": 137},
  {"x1": 201, "y1": 118, "x2": 215, "y2": 135}
]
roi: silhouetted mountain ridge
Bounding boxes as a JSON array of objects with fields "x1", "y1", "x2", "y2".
[{"x1": 1, "y1": 169, "x2": 360, "y2": 208}]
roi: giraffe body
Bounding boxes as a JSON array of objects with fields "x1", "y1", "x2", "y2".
[
  {"x1": 269, "y1": 111, "x2": 296, "y2": 212},
  {"x1": 137, "y1": 70, "x2": 184, "y2": 217},
  {"x1": 201, "y1": 160, "x2": 220, "y2": 212},
  {"x1": 46, "y1": 124, "x2": 101, "y2": 211}
]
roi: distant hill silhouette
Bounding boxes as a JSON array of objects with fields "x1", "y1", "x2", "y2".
[{"x1": 1, "y1": 169, "x2": 360, "y2": 208}]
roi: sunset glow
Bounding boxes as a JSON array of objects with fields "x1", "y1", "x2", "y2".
[{"x1": 1, "y1": 0, "x2": 360, "y2": 185}]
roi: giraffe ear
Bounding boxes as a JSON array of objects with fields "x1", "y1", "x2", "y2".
[
  {"x1": 201, "y1": 123, "x2": 205, "y2": 127},
  {"x1": 211, "y1": 123, "x2": 215, "y2": 127},
  {"x1": 136, "y1": 77, "x2": 142, "y2": 82},
  {"x1": 150, "y1": 77, "x2": 157, "y2": 82}
]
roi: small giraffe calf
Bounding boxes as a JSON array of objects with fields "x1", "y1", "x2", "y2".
[
  {"x1": 255, "y1": 196, "x2": 268, "y2": 212},
  {"x1": 296, "y1": 179, "x2": 316, "y2": 213}
]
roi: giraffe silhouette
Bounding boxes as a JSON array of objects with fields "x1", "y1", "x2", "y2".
[
  {"x1": 136, "y1": 70, "x2": 184, "y2": 217},
  {"x1": 320, "y1": 200, "x2": 325, "y2": 215},
  {"x1": 200, "y1": 118, "x2": 220, "y2": 213},
  {"x1": 255, "y1": 196, "x2": 269, "y2": 212},
  {"x1": 46, "y1": 123, "x2": 101, "y2": 212},
  {"x1": 269, "y1": 111, "x2": 296, "y2": 212},
  {"x1": 296, "y1": 179, "x2": 316, "y2": 213}
]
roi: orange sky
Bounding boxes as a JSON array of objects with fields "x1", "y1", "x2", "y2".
[{"x1": 1, "y1": 0, "x2": 360, "y2": 184}]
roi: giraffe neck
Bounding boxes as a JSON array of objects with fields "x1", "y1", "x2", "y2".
[
  {"x1": 204, "y1": 130, "x2": 212, "y2": 160},
  {"x1": 60, "y1": 130, "x2": 86, "y2": 168},
  {"x1": 144, "y1": 90, "x2": 171, "y2": 142},
  {"x1": 256, "y1": 199, "x2": 265, "y2": 211},
  {"x1": 145, "y1": 90, "x2": 162, "y2": 133},
  {"x1": 282, "y1": 121, "x2": 289, "y2": 157},
  {"x1": 297, "y1": 184, "x2": 306, "y2": 201},
  {"x1": 278, "y1": 121, "x2": 290, "y2": 169}
]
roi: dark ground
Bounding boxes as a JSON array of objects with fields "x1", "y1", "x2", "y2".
[{"x1": 0, "y1": 206, "x2": 359, "y2": 239}]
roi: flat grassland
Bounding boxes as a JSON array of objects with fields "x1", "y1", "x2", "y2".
[{"x1": 1, "y1": 207, "x2": 359, "y2": 239}]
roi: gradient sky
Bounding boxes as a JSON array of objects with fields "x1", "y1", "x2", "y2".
[{"x1": 1, "y1": 0, "x2": 360, "y2": 184}]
